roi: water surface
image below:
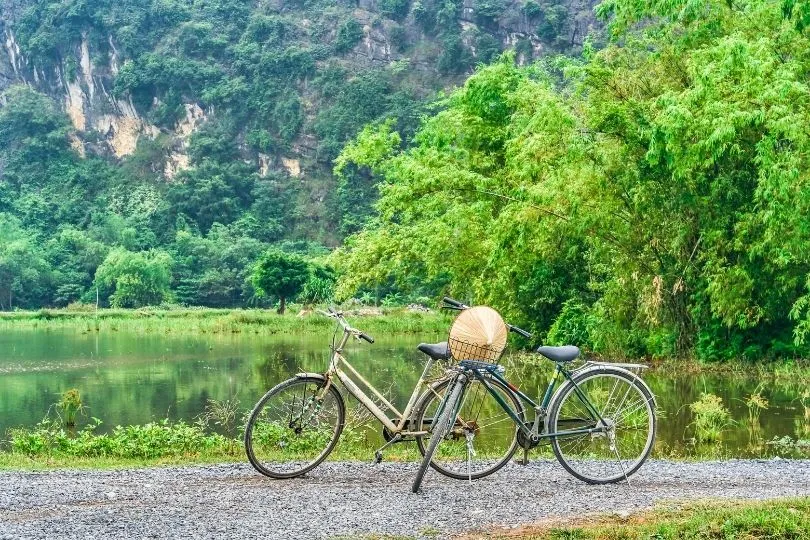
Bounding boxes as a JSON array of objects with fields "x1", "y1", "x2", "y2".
[{"x1": 1, "y1": 328, "x2": 807, "y2": 458}]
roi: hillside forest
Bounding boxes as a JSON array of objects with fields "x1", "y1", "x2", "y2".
[{"x1": 2, "y1": 0, "x2": 810, "y2": 361}]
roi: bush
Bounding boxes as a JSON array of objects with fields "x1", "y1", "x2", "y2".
[
  {"x1": 335, "y1": 19, "x2": 363, "y2": 53},
  {"x1": 378, "y1": 0, "x2": 410, "y2": 20},
  {"x1": 546, "y1": 300, "x2": 591, "y2": 347},
  {"x1": 690, "y1": 393, "x2": 731, "y2": 443},
  {"x1": 9, "y1": 418, "x2": 230, "y2": 459}
]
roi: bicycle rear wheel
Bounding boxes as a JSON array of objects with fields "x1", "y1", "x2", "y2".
[
  {"x1": 245, "y1": 376, "x2": 345, "y2": 479},
  {"x1": 547, "y1": 367, "x2": 656, "y2": 484},
  {"x1": 414, "y1": 373, "x2": 523, "y2": 483}
]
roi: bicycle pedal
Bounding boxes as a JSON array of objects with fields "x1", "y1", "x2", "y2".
[{"x1": 373, "y1": 452, "x2": 383, "y2": 464}]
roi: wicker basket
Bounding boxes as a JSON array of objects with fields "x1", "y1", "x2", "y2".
[{"x1": 448, "y1": 337, "x2": 505, "y2": 363}]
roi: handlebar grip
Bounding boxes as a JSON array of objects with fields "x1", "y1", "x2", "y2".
[
  {"x1": 359, "y1": 332, "x2": 374, "y2": 344},
  {"x1": 442, "y1": 297, "x2": 464, "y2": 308},
  {"x1": 508, "y1": 324, "x2": 532, "y2": 339}
]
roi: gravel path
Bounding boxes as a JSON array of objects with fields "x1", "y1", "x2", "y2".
[{"x1": 1, "y1": 459, "x2": 809, "y2": 539}]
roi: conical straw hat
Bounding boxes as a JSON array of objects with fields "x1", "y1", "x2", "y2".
[{"x1": 448, "y1": 306, "x2": 507, "y2": 361}]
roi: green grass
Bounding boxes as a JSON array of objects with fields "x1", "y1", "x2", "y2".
[
  {"x1": 0, "y1": 306, "x2": 450, "y2": 335},
  {"x1": 466, "y1": 498, "x2": 810, "y2": 539},
  {"x1": 0, "y1": 417, "x2": 427, "y2": 471}
]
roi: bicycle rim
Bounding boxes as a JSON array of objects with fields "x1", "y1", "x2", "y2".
[
  {"x1": 245, "y1": 376, "x2": 344, "y2": 479},
  {"x1": 416, "y1": 375, "x2": 522, "y2": 480},
  {"x1": 550, "y1": 369, "x2": 656, "y2": 484}
]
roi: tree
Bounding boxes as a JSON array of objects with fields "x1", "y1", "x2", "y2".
[
  {"x1": 300, "y1": 262, "x2": 336, "y2": 305},
  {"x1": 252, "y1": 250, "x2": 310, "y2": 314},
  {"x1": 0, "y1": 213, "x2": 49, "y2": 309},
  {"x1": 94, "y1": 249, "x2": 173, "y2": 308},
  {"x1": 334, "y1": 0, "x2": 810, "y2": 362}
]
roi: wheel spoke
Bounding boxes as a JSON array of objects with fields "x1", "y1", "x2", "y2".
[
  {"x1": 551, "y1": 371, "x2": 654, "y2": 484},
  {"x1": 417, "y1": 376, "x2": 520, "y2": 480},
  {"x1": 246, "y1": 378, "x2": 343, "y2": 479}
]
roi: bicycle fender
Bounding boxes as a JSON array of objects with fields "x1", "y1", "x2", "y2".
[
  {"x1": 295, "y1": 372, "x2": 327, "y2": 381},
  {"x1": 546, "y1": 364, "x2": 657, "y2": 428},
  {"x1": 293, "y1": 373, "x2": 344, "y2": 403}
]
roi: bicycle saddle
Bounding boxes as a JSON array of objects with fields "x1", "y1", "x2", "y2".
[
  {"x1": 536, "y1": 345, "x2": 580, "y2": 363},
  {"x1": 417, "y1": 342, "x2": 450, "y2": 360}
]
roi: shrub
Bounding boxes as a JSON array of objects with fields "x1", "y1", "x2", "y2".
[
  {"x1": 335, "y1": 19, "x2": 363, "y2": 53},
  {"x1": 546, "y1": 300, "x2": 591, "y2": 347},
  {"x1": 690, "y1": 393, "x2": 731, "y2": 443}
]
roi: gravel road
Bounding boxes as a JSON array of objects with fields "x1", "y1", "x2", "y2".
[{"x1": 1, "y1": 459, "x2": 809, "y2": 539}]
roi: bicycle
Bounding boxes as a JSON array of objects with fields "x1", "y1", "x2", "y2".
[
  {"x1": 411, "y1": 297, "x2": 657, "y2": 492},
  {"x1": 244, "y1": 307, "x2": 457, "y2": 479}
]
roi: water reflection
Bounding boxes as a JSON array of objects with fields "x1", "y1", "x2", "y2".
[{"x1": 0, "y1": 328, "x2": 807, "y2": 458}]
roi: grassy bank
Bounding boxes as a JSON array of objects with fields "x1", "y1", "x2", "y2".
[
  {"x1": 0, "y1": 418, "x2": 425, "y2": 471},
  {"x1": 465, "y1": 498, "x2": 810, "y2": 539},
  {"x1": 0, "y1": 306, "x2": 450, "y2": 335}
]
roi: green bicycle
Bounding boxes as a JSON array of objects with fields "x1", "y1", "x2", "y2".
[{"x1": 412, "y1": 297, "x2": 657, "y2": 492}]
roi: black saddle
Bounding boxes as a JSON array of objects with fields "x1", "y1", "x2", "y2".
[
  {"x1": 536, "y1": 345, "x2": 580, "y2": 363},
  {"x1": 417, "y1": 341, "x2": 450, "y2": 360}
]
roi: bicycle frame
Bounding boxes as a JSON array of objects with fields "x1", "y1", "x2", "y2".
[
  {"x1": 317, "y1": 317, "x2": 447, "y2": 438},
  {"x1": 458, "y1": 362, "x2": 609, "y2": 441}
]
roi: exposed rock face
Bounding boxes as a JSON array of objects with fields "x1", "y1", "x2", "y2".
[
  {"x1": 0, "y1": 24, "x2": 168, "y2": 165},
  {"x1": 0, "y1": 0, "x2": 599, "y2": 184}
]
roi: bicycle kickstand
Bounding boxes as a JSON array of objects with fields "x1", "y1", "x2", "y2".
[{"x1": 373, "y1": 433, "x2": 401, "y2": 464}]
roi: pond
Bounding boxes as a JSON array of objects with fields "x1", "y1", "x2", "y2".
[{"x1": 1, "y1": 328, "x2": 808, "y2": 458}]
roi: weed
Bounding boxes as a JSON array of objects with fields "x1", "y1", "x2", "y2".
[
  {"x1": 744, "y1": 387, "x2": 769, "y2": 425},
  {"x1": 56, "y1": 389, "x2": 84, "y2": 427},
  {"x1": 689, "y1": 393, "x2": 731, "y2": 443}
]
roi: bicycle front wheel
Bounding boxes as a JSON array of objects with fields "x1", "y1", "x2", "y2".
[
  {"x1": 548, "y1": 367, "x2": 656, "y2": 484},
  {"x1": 414, "y1": 373, "x2": 523, "y2": 482},
  {"x1": 245, "y1": 376, "x2": 345, "y2": 479}
]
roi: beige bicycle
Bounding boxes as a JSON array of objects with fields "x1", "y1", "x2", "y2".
[{"x1": 244, "y1": 307, "x2": 455, "y2": 478}]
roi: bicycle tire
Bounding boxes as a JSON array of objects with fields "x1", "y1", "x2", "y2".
[
  {"x1": 414, "y1": 374, "x2": 523, "y2": 481},
  {"x1": 411, "y1": 375, "x2": 465, "y2": 493},
  {"x1": 245, "y1": 375, "x2": 345, "y2": 479},
  {"x1": 547, "y1": 366, "x2": 656, "y2": 484}
]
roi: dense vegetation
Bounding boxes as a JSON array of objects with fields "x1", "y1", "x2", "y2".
[
  {"x1": 0, "y1": 0, "x2": 583, "y2": 311},
  {"x1": 3, "y1": 0, "x2": 810, "y2": 362},
  {"x1": 334, "y1": 0, "x2": 810, "y2": 361}
]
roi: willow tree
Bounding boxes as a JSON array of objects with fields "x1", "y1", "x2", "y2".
[{"x1": 333, "y1": 0, "x2": 810, "y2": 360}]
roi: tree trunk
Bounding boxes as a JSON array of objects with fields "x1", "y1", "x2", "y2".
[{"x1": 278, "y1": 296, "x2": 286, "y2": 315}]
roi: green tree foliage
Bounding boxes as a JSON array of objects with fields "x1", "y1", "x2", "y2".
[
  {"x1": 252, "y1": 250, "x2": 311, "y2": 314},
  {"x1": 335, "y1": 0, "x2": 810, "y2": 361},
  {"x1": 0, "y1": 214, "x2": 50, "y2": 310},
  {"x1": 94, "y1": 249, "x2": 173, "y2": 308},
  {"x1": 335, "y1": 18, "x2": 363, "y2": 53},
  {"x1": 475, "y1": 0, "x2": 505, "y2": 24},
  {"x1": 379, "y1": 0, "x2": 411, "y2": 21},
  {"x1": 300, "y1": 263, "x2": 337, "y2": 305},
  {"x1": 437, "y1": 33, "x2": 474, "y2": 75}
]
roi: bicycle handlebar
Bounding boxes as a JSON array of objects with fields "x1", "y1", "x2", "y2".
[
  {"x1": 507, "y1": 324, "x2": 532, "y2": 339},
  {"x1": 318, "y1": 309, "x2": 374, "y2": 343}
]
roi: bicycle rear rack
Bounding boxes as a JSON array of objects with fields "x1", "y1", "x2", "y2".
[{"x1": 580, "y1": 361, "x2": 649, "y2": 373}]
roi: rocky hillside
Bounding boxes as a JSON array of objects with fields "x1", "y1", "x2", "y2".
[
  {"x1": 0, "y1": 0, "x2": 599, "y2": 309},
  {"x1": 0, "y1": 0, "x2": 598, "y2": 237}
]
